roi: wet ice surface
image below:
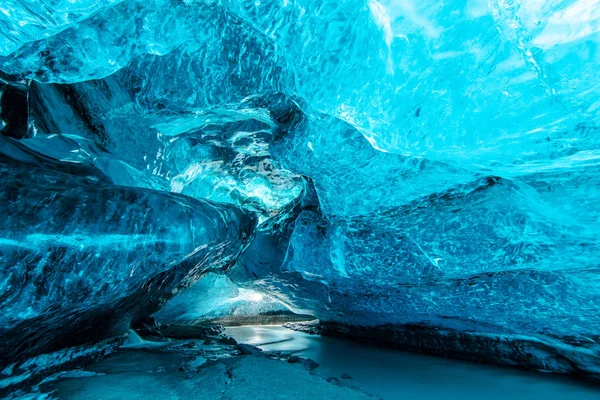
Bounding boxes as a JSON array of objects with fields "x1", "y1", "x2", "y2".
[
  {"x1": 39, "y1": 330, "x2": 372, "y2": 400},
  {"x1": 226, "y1": 325, "x2": 600, "y2": 400}
]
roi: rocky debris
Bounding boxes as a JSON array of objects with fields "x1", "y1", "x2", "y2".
[
  {"x1": 235, "y1": 344, "x2": 263, "y2": 356},
  {"x1": 286, "y1": 355, "x2": 302, "y2": 363},
  {"x1": 33, "y1": 334, "x2": 379, "y2": 399},
  {"x1": 287, "y1": 356, "x2": 320, "y2": 371},
  {"x1": 6, "y1": 322, "x2": 380, "y2": 399},
  {"x1": 219, "y1": 336, "x2": 238, "y2": 345}
]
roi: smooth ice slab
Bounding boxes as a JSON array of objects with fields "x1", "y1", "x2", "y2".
[{"x1": 0, "y1": 141, "x2": 255, "y2": 365}]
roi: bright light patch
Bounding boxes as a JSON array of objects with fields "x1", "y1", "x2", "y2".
[{"x1": 237, "y1": 288, "x2": 265, "y2": 303}]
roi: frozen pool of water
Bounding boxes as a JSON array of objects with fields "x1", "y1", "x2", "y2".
[{"x1": 226, "y1": 325, "x2": 600, "y2": 400}]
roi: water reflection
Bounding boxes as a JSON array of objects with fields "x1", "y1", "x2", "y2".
[{"x1": 226, "y1": 325, "x2": 600, "y2": 400}]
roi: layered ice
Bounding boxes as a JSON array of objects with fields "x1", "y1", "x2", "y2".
[
  {"x1": 0, "y1": 138, "x2": 255, "y2": 365},
  {"x1": 1, "y1": 0, "x2": 600, "y2": 378}
]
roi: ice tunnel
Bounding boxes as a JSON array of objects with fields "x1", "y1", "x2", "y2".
[{"x1": 1, "y1": 0, "x2": 600, "y2": 398}]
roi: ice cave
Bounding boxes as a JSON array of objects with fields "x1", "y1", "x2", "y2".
[{"x1": 1, "y1": 0, "x2": 600, "y2": 399}]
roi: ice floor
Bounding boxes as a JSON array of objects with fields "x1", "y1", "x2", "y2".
[
  {"x1": 226, "y1": 325, "x2": 600, "y2": 400},
  {"x1": 37, "y1": 327, "x2": 372, "y2": 400}
]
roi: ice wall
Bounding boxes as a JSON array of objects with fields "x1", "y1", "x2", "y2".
[{"x1": 1, "y1": 0, "x2": 599, "y2": 375}]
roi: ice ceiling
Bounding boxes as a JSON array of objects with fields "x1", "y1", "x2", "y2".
[{"x1": 1, "y1": 0, "x2": 600, "y2": 375}]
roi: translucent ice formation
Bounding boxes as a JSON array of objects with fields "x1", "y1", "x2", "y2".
[
  {"x1": 1, "y1": 0, "x2": 599, "y2": 378},
  {"x1": 0, "y1": 138, "x2": 255, "y2": 365}
]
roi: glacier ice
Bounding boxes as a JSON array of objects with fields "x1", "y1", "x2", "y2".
[
  {"x1": 1, "y1": 0, "x2": 600, "y2": 382},
  {"x1": 0, "y1": 139, "x2": 255, "y2": 365},
  {"x1": 154, "y1": 272, "x2": 291, "y2": 325}
]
